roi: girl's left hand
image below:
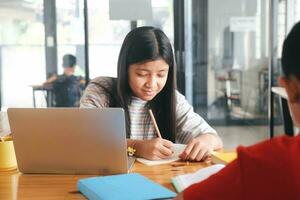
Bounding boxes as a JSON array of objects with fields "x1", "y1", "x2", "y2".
[
  {"x1": 179, "y1": 134, "x2": 217, "y2": 161},
  {"x1": 173, "y1": 192, "x2": 184, "y2": 200}
]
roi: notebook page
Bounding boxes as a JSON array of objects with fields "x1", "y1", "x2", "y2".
[
  {"x1": 175, "y1": 164, "x2": 225, "y2": 191},
  {"x1": 136, "y1": 144, "x2": 186, "y2": 166}
]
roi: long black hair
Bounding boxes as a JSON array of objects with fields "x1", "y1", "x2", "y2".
[
  {"x1": 282, "y1": 21, "x2": 300, "y2": 79},
  {"x1": 116, "y1": 26, "x2": 177, "y2": 142}
]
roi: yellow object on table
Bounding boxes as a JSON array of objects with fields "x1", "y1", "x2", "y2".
[
  {"x1": 127, "y1": 146, "x2": 136, "y2": 157},
  {"x1": 0, "y1": 135, "x2": 17, "y2": 171},
  {"x1": 211, "y1": 151, "x2": 237, "y2": 165}
]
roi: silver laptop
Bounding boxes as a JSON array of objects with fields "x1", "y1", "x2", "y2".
[{"x1": 8, "y1": 108, "x2": 130, "y2": 175}]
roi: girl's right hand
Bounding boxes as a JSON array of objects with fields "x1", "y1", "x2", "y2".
[{"x1": 135, "y1": 138, "x2": 174, "y2": 160}]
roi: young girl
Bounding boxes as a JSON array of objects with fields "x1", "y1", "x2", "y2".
[{"x1": 80, "y1": 26, "x2": 222, "y2": 161}]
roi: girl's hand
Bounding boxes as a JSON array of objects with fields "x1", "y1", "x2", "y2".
[
  {"x1": 173, "y1": 192, "x2": 184, "y2": 200},
  {"x1": 179, "y1": 134, "x2": 219, "y2": 161},
  {"x1": 135, "y1": 138, "x2": 174, "y2": 160}
]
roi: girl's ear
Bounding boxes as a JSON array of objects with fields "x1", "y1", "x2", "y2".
[
  {"x1": 278, "y1": 76, "x2": 286, "y2": 88},
  {"x1": 278, "y1": 76, "x2": 300, "y2": 103}
]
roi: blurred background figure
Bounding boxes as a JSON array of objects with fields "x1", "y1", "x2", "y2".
[{"x1": 44, "y1": 54, "x2": 85, "y2": 107}]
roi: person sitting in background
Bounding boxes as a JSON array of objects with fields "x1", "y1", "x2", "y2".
[
  {"x1": 174, "y1": 21, "x2": 300, "y2": 200},
  {"x1": 44, "y1": 54, "x2": 85, "y2": 107}
]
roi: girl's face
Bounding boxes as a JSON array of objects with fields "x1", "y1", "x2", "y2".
[{"x1": 128, "y1": 59, "x2": 169, "y2": 101}]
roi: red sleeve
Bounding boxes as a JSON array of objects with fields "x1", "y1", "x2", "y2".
[
  {"x1": 183, "y1": 159, "x2": 243, "y2": 200},
  {"x1": 183, "y1": 135, "x2": 300, "y2": 200}
]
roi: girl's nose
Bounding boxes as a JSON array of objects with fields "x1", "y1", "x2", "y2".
[{"x1": 145, "y1": 76, "x2": 156, "y2": 88}]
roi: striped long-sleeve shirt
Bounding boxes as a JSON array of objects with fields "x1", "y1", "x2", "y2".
[
  {"x1": 128, "y1": 96, "x2": 155, "y2": 140},
  {"x1": 80, "y1": 77, "x2": 218, "y2": 143}
]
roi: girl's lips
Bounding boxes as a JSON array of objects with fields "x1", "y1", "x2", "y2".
[
  {"x1": 145, "y1": 91, "x2": 154, "y2": 95},
  {"x1": 142, "y1": 90, "x2": 155, "y2": 96}
]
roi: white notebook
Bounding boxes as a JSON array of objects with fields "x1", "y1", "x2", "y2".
[
  {"x1": 136, "y1": 144, "x2": 186, "y2": 166},
  {"x1": 171, "y1": 164, "x2": 225, "y2": 192}
]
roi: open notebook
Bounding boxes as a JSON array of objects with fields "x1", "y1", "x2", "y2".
[
  {"x1": 136, "y1": 144, "x2": 186, "y2": 166},
  {"x1": 171, "y1": 164, "x2": 225, "y2": 192}
]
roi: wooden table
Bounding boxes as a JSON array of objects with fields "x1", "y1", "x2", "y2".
[{"x1": 0, "y1": 161, "x2": 210, "y2": 199}]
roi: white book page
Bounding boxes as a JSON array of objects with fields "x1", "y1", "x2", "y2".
[
  {"x1": 176, "y1": 164, "x2": 225, "y2": 190},
  {"x1": 136, "y1": 144, "x2": 186, "y2": 166}
]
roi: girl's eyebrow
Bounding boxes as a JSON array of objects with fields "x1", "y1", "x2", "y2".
[
  {"x1": 158, "y1": 69, "x2": 169, "y2": 72},
  {"x1": 136, "y1": 67, "x2": 169, "y2": 72},
  {"x1": 135, "y1": 68, "x2": 150, "y2": 72}
]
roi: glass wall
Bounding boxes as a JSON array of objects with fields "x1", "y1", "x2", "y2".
[
  {"x1": 0, "y1": 0, "x2": 174, "y2": 109},
  {"x1": 56, "y1": 0, "x2": 85, "y2": 77},
  {"x1": 182, "y1": 0, "x2": 300, "y2": 128},
  {"x1": 137, "y1": 0, "x2": 174, "y2": 44},
  {"x1": 1, "y1": 0, "x2": 299, "y2": 113},
  {"x1": 182, "y1": 0, "x2": 271, "y2": 126},
  {"x1": 0, "y1": 0, "x2": 45, "y2": 110},
  {"x1": 206, "y1": 0, "x2": 269, "y2": 124},
  {"x1": 87, "y1": 0, "x2": 173, "y2": 79},
  {"x1": 88, "y1": 0, "x2": 131, "y2": 78}
]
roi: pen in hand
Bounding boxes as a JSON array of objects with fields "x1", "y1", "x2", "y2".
[
  {"x1": 148, "y1": 109, "x2": 162, "y2": 138},
  {"x1": 149, "y1": 109, "x2": 174, "y2": 156}
]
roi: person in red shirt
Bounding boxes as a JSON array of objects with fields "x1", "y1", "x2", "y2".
[{"x1": 174, "y1": 21, "x2": 300, "y2": 200}]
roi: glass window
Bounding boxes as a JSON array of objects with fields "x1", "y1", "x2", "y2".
[
  {"x1": 137, "y1": 0, "x2": 174, "y2": 44},
  {"x1": 88, "y1": 0, "x2": 131, "y2": 78},
  {"x1": 87, "y1": 0, "x2": 173, "y2": 79},
  {"x1": 207, "y1": 0, "x2": 269, "y2": 123},
  {"x1": 277, "y1": 0, "x2": 286, "y2": 58},
  {"x1": 0, "y1": 1, "x2": 45, "y2": 110},
  {"x1": 296, "y1": 0, "x2": 300, "y2": 19},
  {"x1": 184, "y1": 0, "x2": 271, "y2": 126},
  {"x1": 56, "y1": 0, "x2": 85, "y2": 76}
]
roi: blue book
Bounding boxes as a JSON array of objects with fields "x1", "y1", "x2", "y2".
[{"x1": 78, "y1": 173, "x2": 176, "y2": 200}]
